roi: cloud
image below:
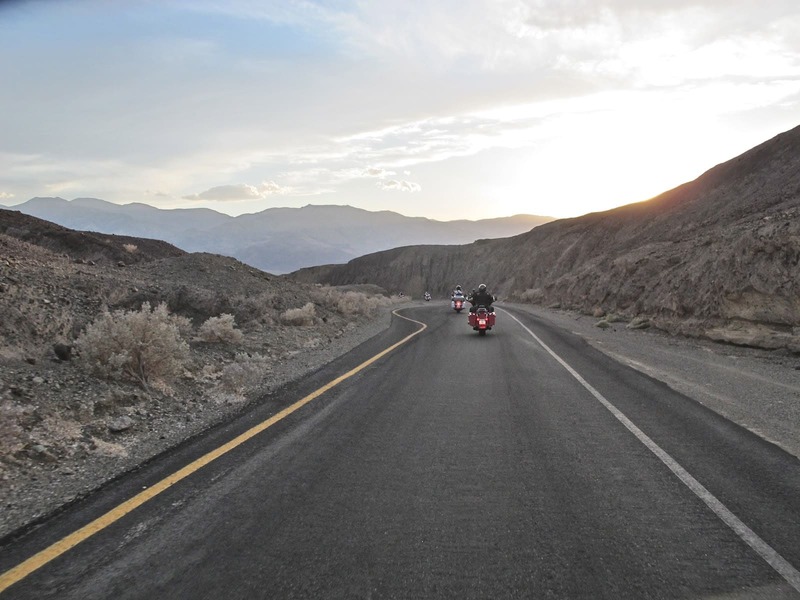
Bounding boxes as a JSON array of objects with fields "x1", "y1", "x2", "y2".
[
  {"x1": 0, "y1": 192, "x2": 14, "y2": 200},
  {"x1": 183, "y1": 181, "x2": 287, "y2": 201},
  {"x1": 362, "y1": 167, "x2": 394, "y2": 178},
  {"x1": 377, "y1": 179, "x2": 421, "y2": 193}
]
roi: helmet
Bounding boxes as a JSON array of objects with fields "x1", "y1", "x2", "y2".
[
  {"x1": 478, "y1": 283, "x2": 487, "y2": 291},
  {"x1": 455, "y1": 285, "x2": 462, "y2": 291}
]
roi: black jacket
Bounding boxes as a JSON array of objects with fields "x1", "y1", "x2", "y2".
[{"x1": 468, "y1": 289, "x2": 494, "y2": 309}]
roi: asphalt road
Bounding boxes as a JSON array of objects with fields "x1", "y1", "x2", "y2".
[{"x1": 2, "y1": 303, "x2": 800, "y2": 599}]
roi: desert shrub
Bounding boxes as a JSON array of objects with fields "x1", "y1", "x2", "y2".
[
  {"x1": 75, "y1": 302, "x2": 190, "y2": 389},
  {"x1": 336, "y1": 292, "x2": 379, "y2": 315},
  {"x1": 198, "y1": 313, "x2": 244, "y2": 343},
  {"x1": 309, "y1": 286, "x2": 396, "y2": 317},
  {"x1": 122, "y1": 243, "x2": 138, "y2": 253},
  {"x1": 219, "y1": 352, "x2": 271, "y2": 395},
  {"x1": 228, "y1": 292, "x2": 278, "y2": 326},
  {"x1": 281, "y1": 302, "x2": 316, "y2": 326},
  {"x1": 309, "y1": 286, "x2": 339, "y2": 310},
  {"x1": 336, "y1": 291, "x2": 390, "y2": 316}
]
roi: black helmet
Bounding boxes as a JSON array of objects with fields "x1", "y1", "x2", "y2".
[
  {"x1": 478, "y1": 283, "x2": 487, "y2": 291},
  {"x1": 456, "y1": 285, "x2": 462, "y2": 290}
]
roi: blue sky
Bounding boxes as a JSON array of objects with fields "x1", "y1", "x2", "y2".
[{"x1": 1, "y1": 0, "x2": 799, "y2": 220}]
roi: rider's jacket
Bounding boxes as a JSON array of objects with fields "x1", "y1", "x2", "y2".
[{"x1": 469, "y1": 290, "x2": 494, "y2": 308}]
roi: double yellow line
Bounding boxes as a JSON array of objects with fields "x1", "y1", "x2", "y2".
[{"x1": 0, "y1": 309, "x2": 426, "y2": 595}]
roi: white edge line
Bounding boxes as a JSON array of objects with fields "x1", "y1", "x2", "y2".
[{"x1": 500, "y1": 308, "x2": 800, "y2": 592}]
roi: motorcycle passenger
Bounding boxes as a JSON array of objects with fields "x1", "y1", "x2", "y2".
[
  {"x1": 451, "y1": 285, "x2": 466, "y2": 309},
  {"x1": 468, "y1": 283, "x2": 495, "y2": 313}
]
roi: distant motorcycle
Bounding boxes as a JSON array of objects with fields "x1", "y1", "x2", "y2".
[
  {"x1": 468, "y1": 306, "x2": 495, "y2": 336},
  {"x1": 451, "y1": 294, "x2": 465, "y2": 312},
  {"x1": 424, "y1": 291, "x2": 431, "y2": 301}
]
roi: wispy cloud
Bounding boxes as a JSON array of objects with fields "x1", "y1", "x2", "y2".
[
  {"x1": 377, "y1": 179, "x2": 421, "y2": 193},
  {"x1": 183, "y1": 181, "x2": 288, "y2": 201}
]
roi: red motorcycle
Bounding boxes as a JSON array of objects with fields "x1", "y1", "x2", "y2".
[{"x1": 468, "y1": 306, "x2": 496, "y2": 335}]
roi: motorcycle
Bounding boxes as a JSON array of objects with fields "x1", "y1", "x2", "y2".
[
  {"x1": 468, "y1": 306, "x2": 496, "y2": 335},
  {"x1": 451, "y1": 295, "x2": 465, "y2": 312},
  {"x1": 424, "y1": 291, "x2": 431, "y2": 301}
]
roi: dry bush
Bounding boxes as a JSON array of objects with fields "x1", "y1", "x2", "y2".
[
  {"x1": 122, "y1": 243, "x2": 138, "y2": 253},
  {"x1": 75, "y1": 302, "x2": 190, "y2": 389},
  {"x1": 281, "y1": 302, "x2": 317, "y2": 326},
  {"x1": 309, "y1": 286, "x2": 396, "y2": 317},
  {"x1": 228, "y1": 292, "x2": 278, "y2": 326},
  {"x1": 308, "y1": 286, "x2": 339, "y2": 309},
  {"x1": 336, "y1": 291, "x2": 393, "y2": 316},
  {"x1": 219, "y1": 352, "x2": 271, "y2": 395},
  {"x1": 198, "y1": 313, "x2": 244, "y2": 343}
]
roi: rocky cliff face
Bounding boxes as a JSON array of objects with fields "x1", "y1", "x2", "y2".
[{"x1": 293, "y1": 125, "x2": 800, "y2": 351}]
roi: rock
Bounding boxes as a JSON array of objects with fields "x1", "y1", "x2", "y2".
[
  {"x1": 25, "y1": 357, "x2": 36, "y2": 365},
  {"x1": 107, "y1": 416, "x2": 134, "y2": 433},
  {"x1": 30, "y1": 444, "x2": 58, "y2": 463},
  {"x1": 53, "y1": 343, "x2": 72, "y2": 361}
]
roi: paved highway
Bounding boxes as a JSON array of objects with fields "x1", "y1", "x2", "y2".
[{"x1": 2, "y1": 303, "x2": 800, "y2": 599}]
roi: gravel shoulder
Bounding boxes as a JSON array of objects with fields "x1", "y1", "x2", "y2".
[{"x1": 508, "y1": 303, "x2": 800, "y2": 460}]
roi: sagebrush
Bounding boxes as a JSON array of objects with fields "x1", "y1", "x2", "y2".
[
  {"x1": 198, "y1": 313, "x2": 244, "y2": 343},
  {"x1": 75, "y1": 302, "x2": 190, "y2": 389},
  {"x1": 281, "y1": 302, "x2": 316, "y2": 326},
  {"x1": 219, "y1": 352, "x2": 272, "y2": 395},
  {"x1": 309, "y1": 286, "x2": 395, "y2": 316}
]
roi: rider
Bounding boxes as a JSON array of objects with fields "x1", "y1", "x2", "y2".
[
  {"x1": 451, "y1": 284, "x2": 466, "y2": 309},
  {"x1": 468, "y1": 283, "x2": 495, "y2": 313}
]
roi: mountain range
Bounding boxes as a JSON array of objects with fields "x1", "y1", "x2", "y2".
[
  {"x1": 1, "y1": 198, "x2": 552, "y2": 274},
  {"x1": 293, "y1": 124, "x2": 800, "y2": 352}
]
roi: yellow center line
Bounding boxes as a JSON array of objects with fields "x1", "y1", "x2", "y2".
[{"x1": 0, "y1": 309, "x2": 427, "y2": 595}]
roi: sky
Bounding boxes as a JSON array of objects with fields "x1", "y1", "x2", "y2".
[{"x1": 1, "y1": 0, "x2": 799, "y2": 221}]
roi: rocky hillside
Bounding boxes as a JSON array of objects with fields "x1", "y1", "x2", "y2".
[
  {"x1": 0, "y1": 210, "x2": 401, "y2": 538},
  {"x1": 293, "y1": 124, "x2": 800, "y2": 351}
]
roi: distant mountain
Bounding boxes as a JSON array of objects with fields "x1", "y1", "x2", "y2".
[
  {"x1": 1, "y1": 198, "x2": 552, "y2": 274},
  {"x1": 292, "y1": 124, "x2": 800, "y2": 352}
]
